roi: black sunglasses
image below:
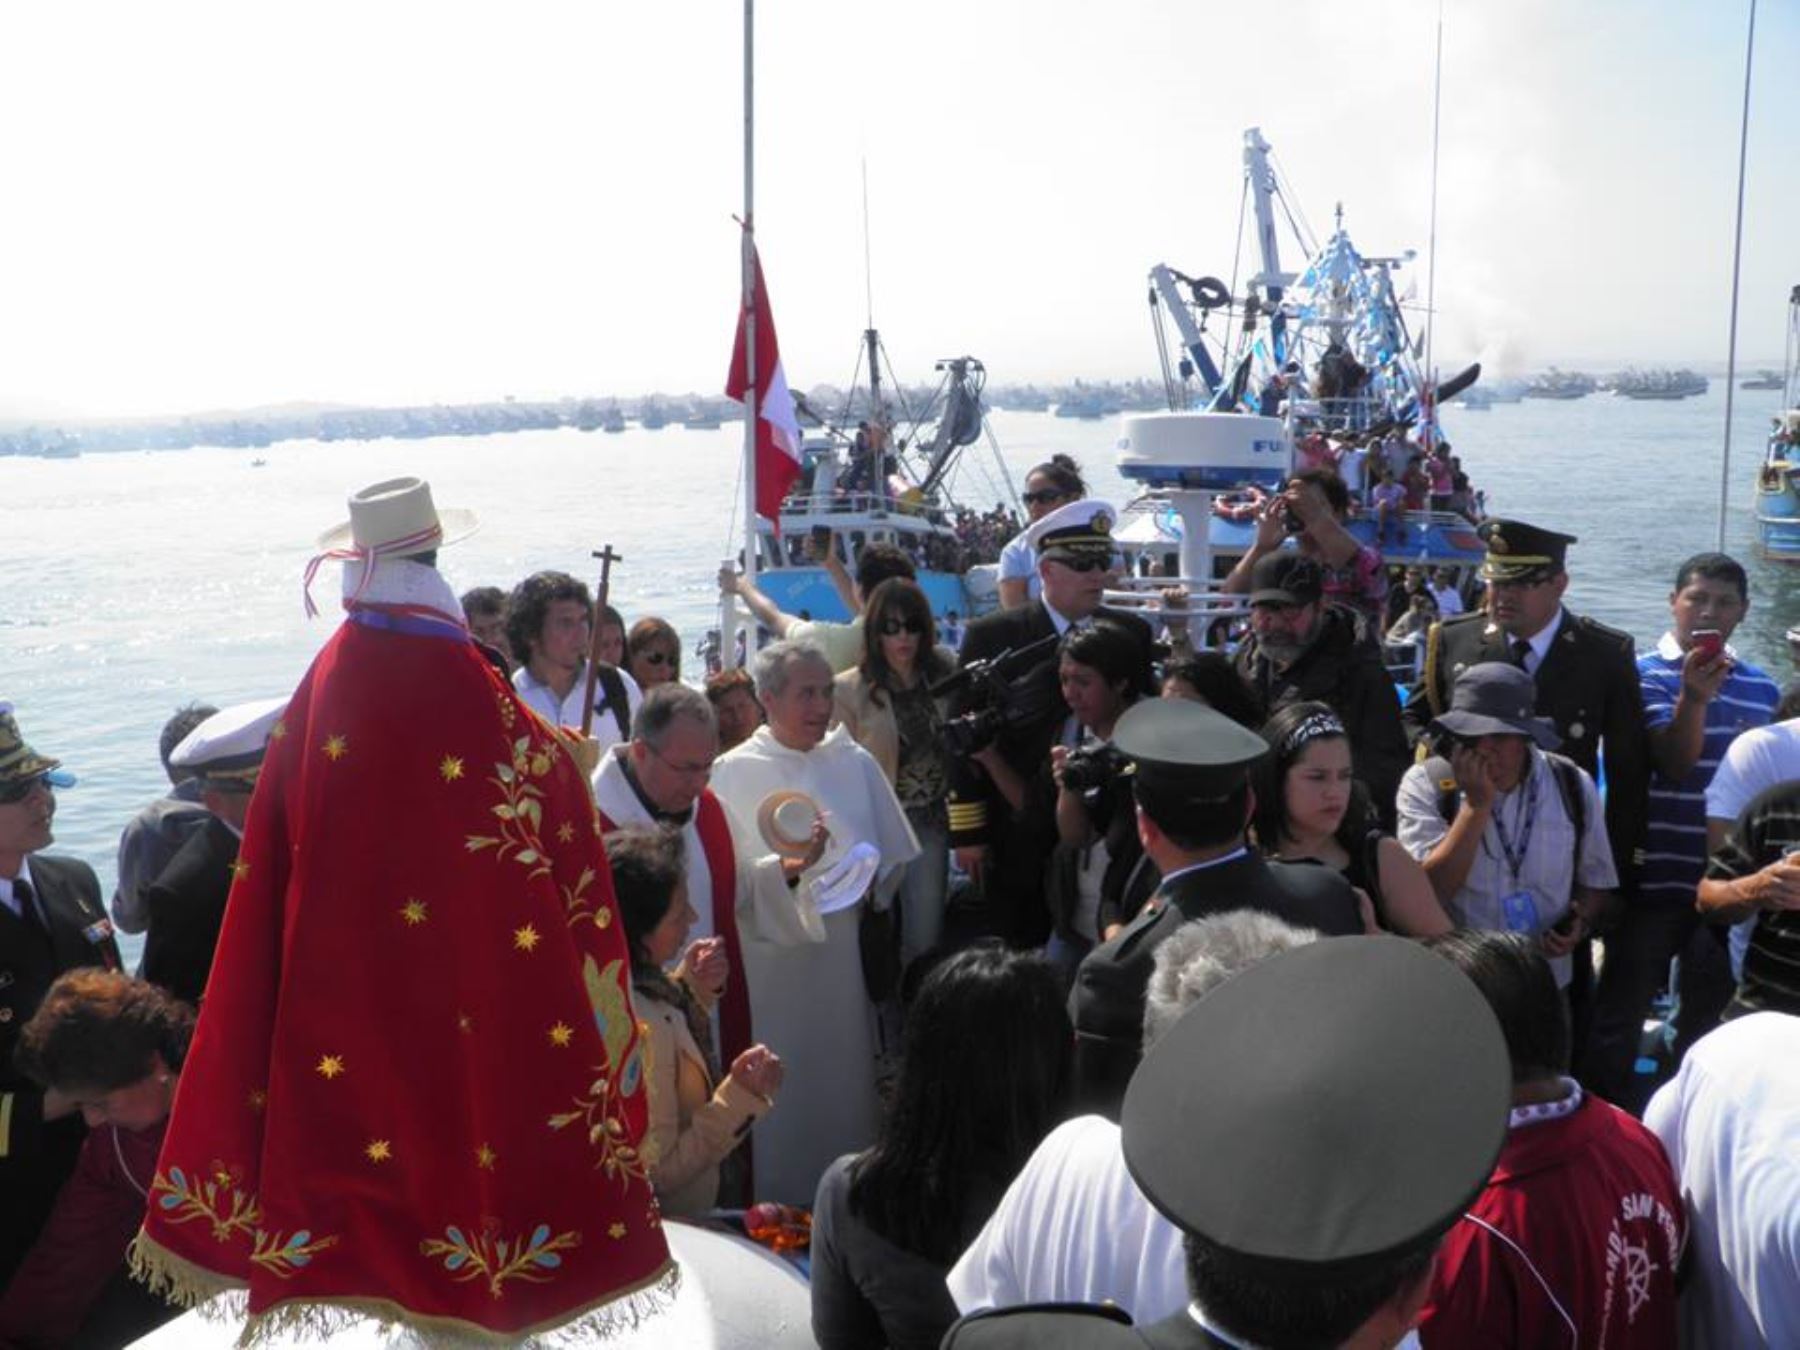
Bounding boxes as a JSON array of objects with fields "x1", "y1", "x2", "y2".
[
  {"x1": 640, "y1": 650, "x2": 678, "y2": 667},
  {"x1": 879, "y1": 618, "x2": 926, "y2": 636},
  {"x1": 1022, "y1": 489, "x2": 1070, "y2": 506},
  {"x1": 1050, "y1": 556, "x2": 1111, "y2": 573},
  {"x1": 0, "y1": 774, "x2": 51, "y2": 806}
]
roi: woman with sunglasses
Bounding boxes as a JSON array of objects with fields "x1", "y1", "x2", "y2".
[
  {"x1": 1249, "y1": 701, "x2": 1451, "y2": 938},
  {"x1": 627, "y1": 615, "x2": 682, "y2": 691},
  {"x1": 996, "y1": 455, "x2": 1086, "y2": 609},
  {"x1": 832, "y1": 578, "x2": 957, "y2": 968}
]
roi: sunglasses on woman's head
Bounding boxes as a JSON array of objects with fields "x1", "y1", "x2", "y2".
[{"x1": 879, "y1": 619, "x2": 926, "y2": 636}]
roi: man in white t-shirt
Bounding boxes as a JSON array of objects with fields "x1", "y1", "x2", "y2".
[
  {"x1": 506, "y1": 570, "x2": 642, "y2": 753},
  {"x1": 948, "y1": 911, "x2": 1318, "y2": 1322},
  {"x1": 1645, "y1": 1011, "x2": 1800, "y2": 1349},
  {"x1": 1703, "y1": 716, "x2": 1800, "y2": 979}
]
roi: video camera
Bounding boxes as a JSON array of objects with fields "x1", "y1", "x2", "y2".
[{"x1": 930, "y1": 632, "x2": 1062, "y2": 758}]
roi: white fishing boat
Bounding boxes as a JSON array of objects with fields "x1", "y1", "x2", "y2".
[{"x1": 1754, "y1": 285, "x2": 1800, "y2": 562}]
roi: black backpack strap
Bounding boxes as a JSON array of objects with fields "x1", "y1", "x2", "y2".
[
  {"x1": 596, "y1": 664, "x2": 632, "y2": 741},
  {"x1": 1544, "y1": 752, "x2": 1587, "y2": 882}
]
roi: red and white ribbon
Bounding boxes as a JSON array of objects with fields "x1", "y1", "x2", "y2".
[{"x1": 301, "y1": 523, "x2": 444, "y2": 618}]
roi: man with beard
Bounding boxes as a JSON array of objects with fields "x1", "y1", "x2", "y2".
[{"x1": 1231, "y1": 552, "x2": 1408, "y2": 829}]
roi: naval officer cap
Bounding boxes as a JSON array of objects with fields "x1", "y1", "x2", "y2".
[
  {"x1": 1113, "y1": 696, "x2": 1269, "y2": 799},
  {"x1": 1477, "y1": 518, "x2": 1577, "y2": 584},
  {"x1": 1121, "y1": 935, "x2": 1510, "y2": 1282},
  {"x1": 170, "y1": 696, "x2": 289, "y2": 790},
  {"x1": 1028, "y1": 498, "x2": 1119, "y2": 562}
]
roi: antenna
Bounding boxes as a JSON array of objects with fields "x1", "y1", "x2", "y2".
[
  {"x1": 861, "y1": 158, "x2": 875, "y2": 332},
  {"x1": 1423, "y1": 0, "x2": 1445, "y2": 446}
]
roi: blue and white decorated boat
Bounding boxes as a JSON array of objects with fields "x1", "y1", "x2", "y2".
[{"x1": 1754, "y1": 284, "x2": 1800, "y2": 562}]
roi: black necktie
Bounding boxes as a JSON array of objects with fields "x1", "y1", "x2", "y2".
[
  {"x1": 1511, "y1": 638, "x2": 1532, "y2": 672},
  {"x1": 13, "y1": 877, "x2": 39, "y2": 927}
]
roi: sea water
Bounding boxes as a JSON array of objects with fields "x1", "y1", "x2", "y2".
[{"x1": 0, "y1": 389, "x2": 1788, "y2": 968}]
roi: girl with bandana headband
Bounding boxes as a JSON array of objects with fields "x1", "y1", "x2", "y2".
[{"x1": 1250, "y1": 702, "x2": 1452, "y2": 938}]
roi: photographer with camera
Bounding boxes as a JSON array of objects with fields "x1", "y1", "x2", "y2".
[
  {"x1": 1396, "y1": 663, "x2": 1617, "y2": 991},
  {"x1": 946, "y1": 500, "x2": 1153, "y2": 948},
  {"x1": 1044, "y1": 625, "x2": 1153, "y2": 983},
  {"x1": 1222, "y1": 467, "x2": 1388, "y2": 627}
]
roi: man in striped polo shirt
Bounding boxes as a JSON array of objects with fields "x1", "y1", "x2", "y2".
[{"x1": 1583, "y1": 553, "x2": 1780, "y2": 1109}]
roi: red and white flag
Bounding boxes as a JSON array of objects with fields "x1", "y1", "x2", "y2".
[{"x1": 726, "y1": 246, "x2": 803, "y2": 525}]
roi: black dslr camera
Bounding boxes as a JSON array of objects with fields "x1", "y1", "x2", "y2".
[
  {"x1": 1060, "y1": 741, "x2": 1131, "y2": 797},
  {"x1": 931, "y1": 632, "x2": 1062, "y2": 758}
]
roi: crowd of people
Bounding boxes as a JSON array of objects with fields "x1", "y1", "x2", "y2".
[{"x1": 2, "y1": 464, "x2": 1798, "y2": 1349}]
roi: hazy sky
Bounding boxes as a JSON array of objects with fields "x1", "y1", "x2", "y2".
[{"x1": 1, "y1": 0, "x2": 1793, "y2": 418}]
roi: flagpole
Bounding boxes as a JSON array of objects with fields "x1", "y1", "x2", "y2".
[{"x1": 735, "y1": 0, "x2": 759, "y2": 666}]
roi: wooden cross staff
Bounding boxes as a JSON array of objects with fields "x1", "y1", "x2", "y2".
[{"x1": 579, "y1": 544, "x2": 624, "y2": 738}]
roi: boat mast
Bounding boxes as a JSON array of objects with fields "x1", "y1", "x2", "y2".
[
  {"x1": 1422, "y1": 0, "x2": 1445, "y2": 449},
  {"x1": 1717, "y1": 0, "x2": 1759, "y2": 551},
  {"x1": 728, "y1": 0, "x2": 758, "y2": 668},
  {"x1": 1243, "y1": 128, "x2": 1288, "y2": 366}
]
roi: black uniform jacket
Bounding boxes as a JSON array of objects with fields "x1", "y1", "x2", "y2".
[
  {"x1": 943, "y1": 1303, "x2": 1235, "y2": 1349},
  {"x1": 141, "y1": 812, "x2": 239, "y2": 1006},
  {"x1": 1405, "y1": 607, "x2": 1648, "y2": 883},
  {"x1": 0, "y1": 853, "x2": 120, "y2": 1285},
  {"x1": 1068, "y1": 851, "x2": 1362, "y2": 1118}
]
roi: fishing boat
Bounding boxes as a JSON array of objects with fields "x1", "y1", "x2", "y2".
[
  {"x1": 1614, "y1": 368, "x2": 1708, "y2": 400},
  {"x1": 1741, "y1": 370, "x2": 1784, "y2": 391},
  {"x1": 1524, "y1": 368, "x2": 1596, "y2": 400},
  {"x1": 1753, "y1": 285, "x2": 1800, "y2": 562},
  {"x1": 1125, "y1": 128, "x2": 1486, "y2": 605},
  {"x1": 726, "y1": 329, "x2": 1021, "y2": 636}
]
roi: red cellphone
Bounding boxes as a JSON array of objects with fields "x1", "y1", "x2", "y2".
[{"x1": 1691, "y1": 629, "x2": 1724, "y2": 661}]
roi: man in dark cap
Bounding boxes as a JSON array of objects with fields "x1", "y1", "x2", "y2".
[
  {"x1": 1232, "y1": 550, "x2": 1409, "y2": 828},
  {"x1": 1068, "y1": 698, "x2": 1363, "y2": 1117},
  {"x1": 947, "y1": 499, "x2": 1154, "y2": 946},
  {"x1": 945, "y1": 936, "x2": 1513, "y2": 1348},
  {"x1": 1405, "y1": 519, "x2": 1647, "y2": 1049},
  {"x1": 0, "y1": 705, "x2": 121, "y2": 1287}
]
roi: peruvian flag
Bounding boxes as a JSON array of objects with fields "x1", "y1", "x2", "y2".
[{"x1": 726, "y1": 245, "x2": 804, "y2": 524}]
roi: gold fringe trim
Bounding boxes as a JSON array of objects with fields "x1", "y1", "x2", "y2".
[{"x1": 129, "y1": 1233, "x2": 680, "y2": 1348}]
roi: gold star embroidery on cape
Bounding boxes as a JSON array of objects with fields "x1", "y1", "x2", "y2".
[
  {"x1": 548, "y1": 1022, "x2": 574, "y2": 1047},
  {"x1": 269, "y1": 720, "x2": 287, "y2": 741},
  {"x1": 439, "y1": 754, "x2": 465, "y2": 783},
  {"x1": 247, "y1": 1088, "x2": 268, "y2": 1111},
  {"x1": 400, "y1": 899, "x2": 428, "y2": 926},
  {"x1": 608, "y1": 1223, "x2": 627, "y2": 1240},
  {"x1": 456, "y1": 1012, "x2": 475, "y2": 1034},
  {"x1": 595, "y1": 908, "x2": 613, "y2": 930},
  {"x1": 513, "y1": 924, "x2": 541, "y2": 952},
  {"x1": 365, "y1": 1139, "x2": 392, "y2": 1163},
  {"x1": 556, "y1": 821, "x2": 575, "y2": 844},
  {"x1": 316, "y1": 1054, "x2": 345, "y2": 1080},
  {"x1": 476, "y1": 1144, "x2": 497, "y2": 1170},
  {"x1": 228, "y1": 858, "x2": 251, "y2": 882},
  {"x1": 322, "y1": 734, "x2": 348, "y2": 762}
]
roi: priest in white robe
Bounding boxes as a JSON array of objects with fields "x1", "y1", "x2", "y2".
[{"x1": 709, "y1": 640, "x2": 919, "y2": 1206}]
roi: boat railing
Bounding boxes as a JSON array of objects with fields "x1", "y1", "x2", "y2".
[
  {"x1": 774, "y1": 491, "x2": 947, "y2": 524},
  {"x1": 1101, "y1": 577, "x2": 1252, "y2": 650}
]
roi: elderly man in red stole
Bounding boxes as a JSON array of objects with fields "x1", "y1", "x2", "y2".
[
  {"x1": 592, "y1": 684, "x2": 752, "y2": 1072},
  {"x1": 130, "y1": 478, "x2": 676, "y2": 1342}
]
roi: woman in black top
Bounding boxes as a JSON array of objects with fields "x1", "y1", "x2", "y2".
[
  {"x1": 810, "y1": 946, "x2": 1070, "y2": 1350},
  {"x1": 1250, "y1": 701, "x2": 1450, "y2": 937}
]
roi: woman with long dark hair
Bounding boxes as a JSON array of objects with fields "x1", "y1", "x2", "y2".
[
  {"x1": 1249, "y1": 701, "x2": 1450, "y2": 937},
  {"x1": 626, "y1": 615, "x2": 683, "y2": 691},
  {"x1": 831, "y1": 578, "x2": 958, "y2": 968},
  {"x1": 810, "y1": 946, "x2": 1070, "y2": 1350},
  {"x1": 997, "y1": 454, "x2": 1086, "y2": 608},
  {"x1": 1046, "y1": 623, "x2": 1152, "y2": 975}
]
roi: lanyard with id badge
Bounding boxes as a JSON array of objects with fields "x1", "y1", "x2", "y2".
[{"x1": 1491, "y1": 771, "x2": 1542, "y2": 934}]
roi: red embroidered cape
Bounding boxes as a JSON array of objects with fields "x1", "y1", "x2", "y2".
[{"x1": 132, "y1": 610, "x2": 674, "y2": 1339}]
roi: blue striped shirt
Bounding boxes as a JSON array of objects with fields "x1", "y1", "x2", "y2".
[{"x1": 1638, "y1": 632, "x2": 1781, "y2": 904}]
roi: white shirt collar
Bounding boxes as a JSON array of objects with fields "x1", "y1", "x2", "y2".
[
  {"x1": 1042, "y1": 598, "x2": 1078, "y2": 636},
  {"x1": 1657, "y1": 629, "x2": 1737, "y2": 662},
  {"x1": 341, "y1": 557, "x2": 465, "y2": 625},
  {"x1": 0, "y1": 855, "x2": 38, "y2": 918},
  {"x1": 1522, "y1": 608, "x2": 1564, "y2": 664}
]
